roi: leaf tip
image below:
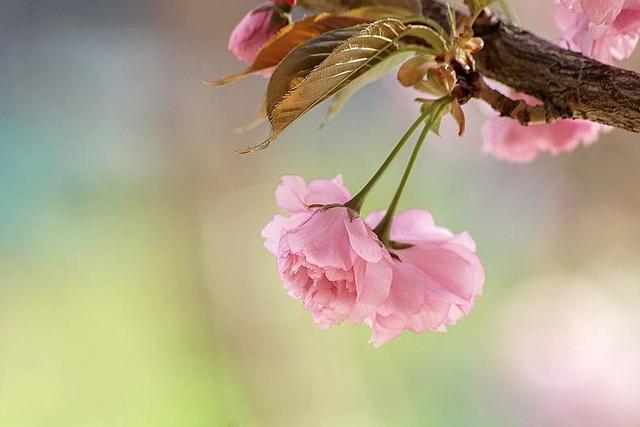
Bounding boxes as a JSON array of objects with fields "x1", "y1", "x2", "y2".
[
  {"x1": 202, "y1": 71, "x2": 250, "y2": 87},
  {"x1": 234, "y1": 136, "x2": 275, "y2": 154}
]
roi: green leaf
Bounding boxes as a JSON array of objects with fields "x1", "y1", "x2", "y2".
[
  {"x1": 322, "y1": 48, "x2": 414, "y2": 127},
  {"x1": 401, "y1": 24, "x2": 448, "y2": 52},
  {"x1": 246, "y1": 18, "x2": 411, "y2": 152},
  {"x1": 264, "y1": 26, "x2": 364, "y2": 120}
]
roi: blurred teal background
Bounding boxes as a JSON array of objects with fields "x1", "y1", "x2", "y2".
[{"x1": 2, "y1": 1, "x2": 640, "y2": 426}]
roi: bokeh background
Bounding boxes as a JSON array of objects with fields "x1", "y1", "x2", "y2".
[{"x1": 2, "y1": 1, "x2": 640, "y2": 426}]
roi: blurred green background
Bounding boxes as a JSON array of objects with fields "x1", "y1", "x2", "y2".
[{"x1": 2, "y1": 1, "x2": 640, "y2": 426}]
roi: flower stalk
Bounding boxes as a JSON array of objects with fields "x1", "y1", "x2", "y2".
[
  {"x1": 374, "y1": 97, "x2": 453, "y2": 245},
  {"x1": 344, "y1": 108, "x2": 432, "y2": 213}
]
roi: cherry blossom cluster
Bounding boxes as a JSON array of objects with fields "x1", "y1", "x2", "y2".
[
  {"x1": 221, "y1": 0, "x2": 640, "y2": 346},
  {"x1": 262, "y1": 176, "x2": 484, "y2": 346}
]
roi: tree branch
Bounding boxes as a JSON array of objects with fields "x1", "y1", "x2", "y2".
[
  {"x1": 422, "y1": 0, "x2": 640, "y2": 133},
  {"x1": 473, "y1": 77, "x2": 549, "y2": 125},
  {"x1": 298, "y1": 0, "x2": 640, "y2": 132}
]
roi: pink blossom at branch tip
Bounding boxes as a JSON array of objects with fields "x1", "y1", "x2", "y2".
[
  {"x1": 482, "y1": 88, "x2": 604, "y2": 163},
  {"x1": 556, "y1": 0, "x2": 640, "y2": 63},
  {"x1": 560, "y1": 0, "x2": 628, "y2": 25},
  {"x1": 228, "y1": 1, "x2": 294, "y2": 67},
  {"x1": 365, "y1": 210, "x2": 485, "y2": 347},
  {"x1": 262, "y1": 176, "x2": 393, "y2": 329},
  {"x1": 481, "y1": 0, "x2": 634, "y2": 163}
]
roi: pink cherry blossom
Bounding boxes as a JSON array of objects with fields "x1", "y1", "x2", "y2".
[
  {"x1": 228, "y1": 0, "x2": 296, "y2": 66},
  {"x1": 262, "y1": 176, "x2": 393, "y2": 329},
  {"x1": 365, "y1": 210, "x2": 485, "y2": 347},
  {"x1": 482, "y1": 88, "x2": 603, "y2": 163},
  {"x1": 556, "y1": 0, "x2": 640, "y2": 63},
  {"x1": 482, "y1": 1, "x2": 638, "y2": 163},
  {"x1": 261, "y1": 175, "x2": 351, "y2": 254},
  {"x1": 560, "y1": 0, "x2": 628, "y2": 25}
]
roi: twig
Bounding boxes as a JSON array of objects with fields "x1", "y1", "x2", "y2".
[{"x1": 474, "y1": 78, "x2": 549, "y2": 125}]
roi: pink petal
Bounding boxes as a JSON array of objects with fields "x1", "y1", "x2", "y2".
[
  {"x1": 282, "y1": 208, "x2": 353, "y2": 270},
  {"x1": 408, "y1": 298, "x2": 452, "y2": 332},
  {"x1": 389, "y1": 209, "x2": 453, "y2": 243},
  {"x1": 383, "y1": 260, "x2": 427, "y2": 316},
  {"x1": 581, "y1": 0, "x2": 626, "y2": 24},
  {"x1": 400, "y1": 242, "x2": 485, "y2": 302},
  {"x1": 450, "y1": 231, "x2": 477, "y2": 252},
  {"x1": 364, "y1": 210, "x2": 385, "y2": 230},
  {"x1": 369, "y1": 319, "x2": 404, "y2": 348},
  {"x1": 275, "y1": 175, "x2": 309, "y2": 213},
  {"x1": 351, "y1": 258, "x2": 393, "y2": 322},
  {"x1": 561, "y1": 0, "x2": 581, "y2": 10},
  {"x1": 555, "y1": 1, "x2": 640, "y2": 63},
  {"x1": 261, "y1": 213, "x2": 310, "y2": 254},
  {"x1": 228, "y1": 4, "x2": 279, "y2": 65},
  {"x1": 365, "y1": 209, "x2": 453, "y2": 244},
  {"x1": 305, "y1": 175, "x2": 351, "y2": 206},
  {"x1": 483, "y1": 116, "x2": 602, "y2": 163},
  {"x1": 345, "y1": 217, "x2": 384, "y2": 263}
]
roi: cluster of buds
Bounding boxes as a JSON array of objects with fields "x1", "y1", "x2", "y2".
[{"x1": 395, "y1": 7, "x2": 487, "y2": 135}]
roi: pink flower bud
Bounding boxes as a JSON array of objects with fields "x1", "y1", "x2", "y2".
[{"x1": 228, "y1": 1, "x2": 293, "y2": 65}]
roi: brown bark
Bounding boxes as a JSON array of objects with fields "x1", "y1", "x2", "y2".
[
  {"x1": 473, "y1": 77, "x2": 549, "y2": 125},
  {"x1": 424, "y1": 0, "x2": 640, "y2": 132}
]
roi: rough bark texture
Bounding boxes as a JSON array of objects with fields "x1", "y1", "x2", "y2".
[
  {"x1": 424, "y1": 0, "x2": 640, "y2": 132},
  {"x1": 473, "y1": 77, "x2": 550, "y2": 125}
]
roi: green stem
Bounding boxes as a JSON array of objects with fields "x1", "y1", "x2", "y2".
[
  {"x1": 498, "y1": 0, "x2": 519, "y2": 24},
  {"x1": 374, "y1": 99, "x2": 451, "y2": 245},
  {"x1": 344, "y1": 109, "x2": 432, "y2": 213}
]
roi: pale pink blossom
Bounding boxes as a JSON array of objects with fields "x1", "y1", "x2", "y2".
[
  {"x1": 556, "y1": 0, "x2": 640, "y2": 63},
  {"x1": 482, "y1": 89, "x2": 603, "y2": 163},
  {"x1": 365, "y1": 210, "x2": 485, "y2": 347},
  {"x1": 228, "y1": 0, "x2": 296, "y2": 65},
  {"x1": 560, "y1": 0, "x2": 630, "y2": 25},
  {"x1": 263, "y1": 176, "x2": 393, "y2": 329},
  {"x1": 261, "y1": 175, "x2": 350, "y2": 254}
]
